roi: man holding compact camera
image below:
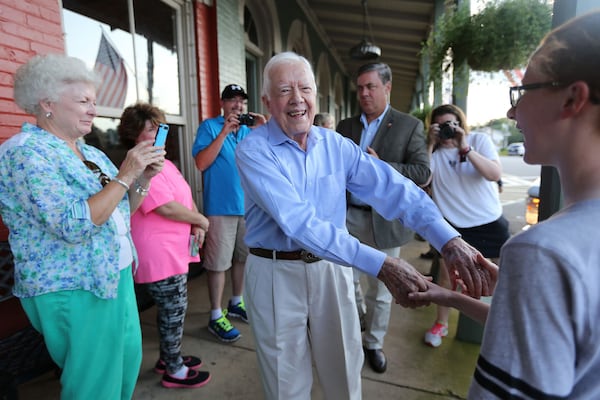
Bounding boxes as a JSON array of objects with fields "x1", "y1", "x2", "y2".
[{"x1": 192, "y1": 84, "x2": 266, "y2": 342}]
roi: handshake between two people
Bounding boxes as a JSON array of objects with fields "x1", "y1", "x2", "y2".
[{"x1": 376, "y1": 237, "x2": 498, "y2": 308}]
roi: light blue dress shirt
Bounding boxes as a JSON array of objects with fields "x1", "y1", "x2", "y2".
[
  {"x1": 235, "y1": 119, "x2": 458, "y2": 277},
  {"x1": 358, "y1": 104, "x2": 389, "y2": 151},
  {"x1": 350, "y1": 104, "x2": 390, "y2": 206}
]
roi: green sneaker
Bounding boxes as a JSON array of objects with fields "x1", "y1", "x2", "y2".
[{"x1": 208, "y1": 311, "x2": 241, "y2": 342}]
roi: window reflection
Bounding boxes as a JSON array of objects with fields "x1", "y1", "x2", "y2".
[
  {"x1": 86, "y1": 118, "x2": 180, "y2": 170},
  {"x1": 62, "y1": 0, "x2": 182, "y2": 169},
  {"x1": 85, "y1": 118, "x2": 125, "y2": 166},
  {"x1": 62, "y1": 1, "x2": 181, "y2": 115}
]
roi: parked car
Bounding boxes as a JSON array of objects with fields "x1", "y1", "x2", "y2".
[
  {"x1": 524, "y1": 177, "x2": 540, "y2": 228},
  {"x1": 507, "y1": 142, "x2": 525, "y2": 156}
]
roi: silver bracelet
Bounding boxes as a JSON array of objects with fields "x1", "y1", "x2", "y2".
[
  {"x1": 135, "y1": 181, "x2": 151, "y2": 196},
  {"x1": 112, "y1": 177, "x2": 130, "y2": 190}
]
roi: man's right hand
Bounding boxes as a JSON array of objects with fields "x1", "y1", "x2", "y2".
[
  {"x1": 377, "y1": 256, "x2": 429, "y2": 308},
  {"x1": 223, "y1": 112, "x2": 241, "y2": 134},
  {"x1": 441, "y1": 237, "x2": 497, "y2": 298}
]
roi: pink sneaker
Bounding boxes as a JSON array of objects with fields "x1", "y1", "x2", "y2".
[
  {"x1": 154, "y1": 355, "x2": 203, "y2": 374},
  {"x1": 161, "y1": 368, "x2": 211, "y2": 389},
  {"x1": 424, "y1": 322, "x2": 448, "y2": 348}
]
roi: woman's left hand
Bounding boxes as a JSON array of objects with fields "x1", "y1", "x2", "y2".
[
  {"x1": 191, "y1": 225, "x2": 206, "y2": 248},
  {"x1": 452, "y1": 125, "x2": 467, "y2": 149}
]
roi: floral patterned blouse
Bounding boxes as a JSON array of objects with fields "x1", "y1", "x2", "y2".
[{"x1": 0, "y1": 123, "x2": 137, "y2": 299}]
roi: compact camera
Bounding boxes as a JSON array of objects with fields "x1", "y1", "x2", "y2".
[
  {"x1": 238, "y1": 113, "x2": 255, "y2": 126},
  {"x1": 439, "y1": 121, "x2": 458, "y2": 140}
]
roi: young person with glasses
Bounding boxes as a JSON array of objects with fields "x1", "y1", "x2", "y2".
[
  {"x1": 0, "y1": 54, "x2": 164, "y2": 399},
  {"x1": 410, "y1": 10, "x2": 600, "y2": 399}
]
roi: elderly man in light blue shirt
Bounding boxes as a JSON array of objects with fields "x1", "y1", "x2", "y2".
[{"x1": 235, "y1": 51, "x2": 492, "y2": 400}]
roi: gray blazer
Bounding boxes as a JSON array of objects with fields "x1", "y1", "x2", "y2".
[{"x1": 336, "y1": 107, "x2": 431, "y2": 248}]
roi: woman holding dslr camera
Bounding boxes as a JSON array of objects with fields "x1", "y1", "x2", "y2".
[{"x1": 423, "y1": 104, "x2": 509, "y2": 347}]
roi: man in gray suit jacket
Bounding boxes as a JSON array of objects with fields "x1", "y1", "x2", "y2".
[{"x1": 336, "y1": 62, "x2": 430, "y2": 373}]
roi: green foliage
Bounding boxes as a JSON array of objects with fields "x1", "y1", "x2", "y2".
[
  {"x1": 423, "y1": 2, "x2": 471, "y2": 83},
  {"x1": 423, "y1": 0, "x2": 552, "y2": 81},
  {"x1": 410, "y1": 105, "x2": 433, "y2": 140},
  {"x1": 467, "y1": 0, "x2": 552, "y2": 71},
  {"x1": 474, "y1": 117, "x2": 523, "y2": 145},
  {"x1": 507, "y1": 131, "x2": 525, "y2": 145},
  {"x1": 410, "y1": 105, "x2": 433, "y2": 125}
]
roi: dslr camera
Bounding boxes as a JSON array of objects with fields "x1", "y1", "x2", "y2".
[
  {"x1": 438, "y1": 121, "x2": 458, "y2": 140},
  {"x1": 238, "y1": 113, "x2": 255, "y2": 126}
]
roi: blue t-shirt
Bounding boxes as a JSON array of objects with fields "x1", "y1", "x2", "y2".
[{"x1": 191, "y1": 116, "x2": 251, "y2": 216}]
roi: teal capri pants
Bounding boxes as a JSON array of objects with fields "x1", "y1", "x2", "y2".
[{"x1": 21, "y1": 266, "x2": 142, "y2": 400}]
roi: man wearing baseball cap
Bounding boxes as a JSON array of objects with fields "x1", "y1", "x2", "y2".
[{"x1": 192, "y1": 84, "x2": 266, "y2": 342}]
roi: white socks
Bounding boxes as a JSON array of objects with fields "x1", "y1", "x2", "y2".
[{"x1": 171, "y1": 365, "x2": 189, "y2": 379}]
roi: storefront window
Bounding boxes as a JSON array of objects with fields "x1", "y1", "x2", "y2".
[
  {"x1": 62, "y1": 0, "x2": 182, "y2": 168},
  {"x1": 62, "y1": 1, "x2": 180, "y2": 115}
]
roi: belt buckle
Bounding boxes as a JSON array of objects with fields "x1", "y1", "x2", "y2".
[{"x1": 300, "y1": 250, "x2": 320, "y2": 263}]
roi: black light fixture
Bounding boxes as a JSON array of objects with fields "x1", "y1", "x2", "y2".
[{"x1": 349, "y1": 0, "x2": 381, "y2": 60}]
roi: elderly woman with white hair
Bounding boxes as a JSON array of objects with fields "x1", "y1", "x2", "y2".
[{"x1": 0, "y1": 54, "x2": 165, "y2": 399}]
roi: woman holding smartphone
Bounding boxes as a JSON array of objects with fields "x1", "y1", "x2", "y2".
[{"x1": 118, "y1": 102, "x2": 211, "y2": 389}]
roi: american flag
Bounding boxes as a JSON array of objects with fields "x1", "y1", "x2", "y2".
[
  {"x1": 94, "y1": 32, "x2": 127, "y2": 108},
  {"x1": 502, "y1": 68, "x2": 524, "y2": 86}
]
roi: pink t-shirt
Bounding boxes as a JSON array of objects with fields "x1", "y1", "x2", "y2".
[{"x1": 130, "y1": 160, "x2": 200, "y2": 283}]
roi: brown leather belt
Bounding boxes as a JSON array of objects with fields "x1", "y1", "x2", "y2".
[{"x1": 249, "y1": 248, "x2": 322, "y2": 263}]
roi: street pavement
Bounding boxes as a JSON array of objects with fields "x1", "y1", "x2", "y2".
[{"x1": 18, "y1": 238, "x2": 481, "y2": 400}]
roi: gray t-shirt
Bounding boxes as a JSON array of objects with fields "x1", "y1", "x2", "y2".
[{"x1": 468, "y1": 199, "x2": 600, "y2": 399}]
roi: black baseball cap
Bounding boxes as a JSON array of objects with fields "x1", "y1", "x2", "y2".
[{"x1": 221, "y1": 84, "x2": 248, "y2": 100}]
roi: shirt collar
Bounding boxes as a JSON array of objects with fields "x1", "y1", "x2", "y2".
[
  {"x1": 360, "y1": 104, "x2": 390, "y2": 130},
  {"x1": 266, "y1": 119, "x2": 324, "y2": 149}
]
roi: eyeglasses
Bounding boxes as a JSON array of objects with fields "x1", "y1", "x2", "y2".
[
  {"x1": 83, "y1": 160, "x2": 111, "y2": 187},
  {"x1": 509, "y1": 81, "x2": 564, "y2": 108},
  {"x1": 223, "y1": 98, "x2": 248, "y2": 105}
]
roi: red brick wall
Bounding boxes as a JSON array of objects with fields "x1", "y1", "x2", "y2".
[
  {"x1": 0, "y1": 0, "x2": 65, "y2": 240},
  {"x1": 193, "y1": 0, "x2": 220, "y2": 122}
]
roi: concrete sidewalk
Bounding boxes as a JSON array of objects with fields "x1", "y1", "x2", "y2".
[{"x1": 18, "y1": 238, "x2": 481, "y2": 399}]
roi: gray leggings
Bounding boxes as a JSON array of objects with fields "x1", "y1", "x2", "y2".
[{"x1": 145, "y1": 273, "x2": 188, "y2": 374}]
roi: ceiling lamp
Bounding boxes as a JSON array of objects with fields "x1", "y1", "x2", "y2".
[{"x1": 349, "y1": 0, "x2": 381, "y2": 60}]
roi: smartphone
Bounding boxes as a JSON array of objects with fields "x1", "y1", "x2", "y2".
[
  {"x1": 153, "y1": 123, "x2": 170, "y2": 147},
  {"x1": 189, "y1": 234, "x2": 199, "y2": 257}
]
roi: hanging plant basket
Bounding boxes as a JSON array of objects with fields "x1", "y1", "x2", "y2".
[{"x1": 423, "y1": 0, "x2": 552, "y2": 81}]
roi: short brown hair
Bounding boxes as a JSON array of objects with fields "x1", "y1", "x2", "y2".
[
  {"x1": 118, "y1": 102, "x2": 166, "y2": 149},
  {"x1": 430, "y1": 104, "x2": 469, "y2": 134},
  {"x1": 531, "y1": 10, "x2": 600, "y2": 105}
]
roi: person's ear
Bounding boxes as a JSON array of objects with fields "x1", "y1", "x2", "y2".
[
  {"x1": 40, "y1": 100, "x2": 52, "y2": 113},
  {"x1": 262, "y1": 95, "x2": 270, "y2": 110},
  {"x1": 560, "y1": 81, "x2": 590, "y2": 118}
]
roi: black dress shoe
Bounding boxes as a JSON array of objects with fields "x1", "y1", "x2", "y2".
[
  {"x1": 364, "y1": 348, "x2": 387, "y2": 373},
  {"x1": 359, "y1": 313, "x2": 366, "y2": 332}
]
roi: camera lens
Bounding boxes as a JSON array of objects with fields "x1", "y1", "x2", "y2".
[
  {"x1": 239, "y1": 114, "x2": 255, "y2": 126},
  {"x1": 439, "y1": 122, "x2": 456, "y2": 140}
]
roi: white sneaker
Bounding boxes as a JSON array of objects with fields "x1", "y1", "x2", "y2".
[{"x1": 424, "y1": 322, "x2": 449, "y2": 347}]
